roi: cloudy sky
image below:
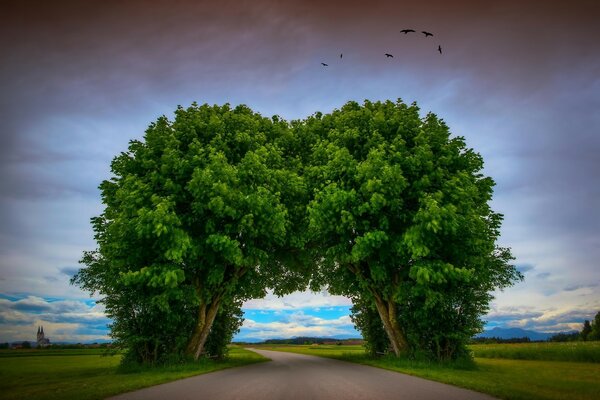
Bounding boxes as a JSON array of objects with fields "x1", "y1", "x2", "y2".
[{"x1": 1, "y1": 0, "x2": 599, "y2": 343}]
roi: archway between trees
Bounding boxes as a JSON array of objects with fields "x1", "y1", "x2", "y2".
[{"x1": 73, "y1": 100, "x2": 521, "y2": 365}]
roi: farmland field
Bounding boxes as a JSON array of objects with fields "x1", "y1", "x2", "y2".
[
  {"x1": 0, "y1": 346, "x2": 267, "y2": 400},
  {"x1": 252, "y1": 343, "x2": 600, "y2": 400},
  {"x1": 469, "y1": 341, "x2": 600, "y2": 363}
]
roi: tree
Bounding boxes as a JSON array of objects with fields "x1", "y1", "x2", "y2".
[
  {"x1": 307, "y1": 100, "x2": 521, "y2": 358},
  {"x1": 549, "y1": 332, "x2": 579, "y2": 342},
  {"x1": 581, "y1": 319, "x2": 592, "y2": 341},
  {"x1": 74, "y1": 99, "x2": 521, "y2": 363},
  {"x1": 350, "y1": 294, "x2": 389, "y2": 356},
  {"x1": 204, "y1": 297, "x2": 244, "y2": 359},
  {"x1": 589, "y1": 312, "x2": 600, "y2": 341},
  {"x1": 74, "y1": 103, "x2": 306, "y2": 362}
]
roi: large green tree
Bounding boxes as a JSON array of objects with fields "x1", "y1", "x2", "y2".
[
  {"x1": 75, "y1": 103, "x2": 307, "y2": 361},
  {"x1": 75, "y1": 99, "x2": 520, "y2": 362},
  {"x1": 307, "y1": 100, "x2": 521, "y2": 357}
]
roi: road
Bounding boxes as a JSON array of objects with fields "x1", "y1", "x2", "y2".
[{"x1": 108, "y1": 349, "x2": 496, "y2": 400}]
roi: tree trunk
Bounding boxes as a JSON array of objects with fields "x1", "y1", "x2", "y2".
[
  {"x1": 372, "y1": 295, "x2": 408, "y2": 357},
  {"x1": 185, "y1": 298, "x2": 221, "y2": 360}
]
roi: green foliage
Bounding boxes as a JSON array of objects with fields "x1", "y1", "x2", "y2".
[
  {"x1": 549, "y1": 332, "x2": 580, "y2": 342},
  {"x1": 74, "y1": 99, "x2": 521, "y2": 364},
  {"x1": 305, "y1": 100, "x2": 521, "y2": 359},
  {"x1": 589, "y1": 312, "x2": 600, "y2": 341},
  {"x1": 581, "y1": 320, "x2": 592, "y2": 341},
  {"x1": 74, "y1": 103, "x2": 308, "y2": 364},
  {"x1": 204, "y1": 299, "x2": 244, "y2": 359},
  {"x1": 349, "y1": 295, "x2": 389, "y2": 356}
]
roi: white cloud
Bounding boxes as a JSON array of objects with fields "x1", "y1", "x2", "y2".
[
  {"x1": 243, "y1": 290, "x2": 352, "y2": 310},
  {"x1": 0, "y1": 296, "x2": 109, "y2": 343},
  {"x1": 486, "y1": 302, "x2": 599, "y2": 333},
  {"x1": 238, "y1": 311, "x2": 357, "y2": 340}
]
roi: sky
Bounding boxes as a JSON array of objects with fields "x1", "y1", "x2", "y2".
[{"x1": 1, "y1": 0, "x2": 599, "y2": 343}]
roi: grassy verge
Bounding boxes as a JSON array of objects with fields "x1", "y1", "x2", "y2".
[
  {"x1": 0, "y1": 346, "x2": 267, "y2": 400},
  {"x1": 254, "y1": 344, "x2": 600, "y2": 400}
]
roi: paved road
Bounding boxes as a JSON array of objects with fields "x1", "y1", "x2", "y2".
[{"x1": 109, "y1": 349, "x2": 496, "y2": 400}]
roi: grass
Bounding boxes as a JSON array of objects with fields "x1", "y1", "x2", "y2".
[
  {"x1": 0, "y1": 346, "x2": 267, "y2": 400},
  {"x1": 0, "y1": 348, "x2": 107, "y2": 358},
  {"x1": 469, "y1": 341, "x2": 600, "y2": 363},
  {"x1": 253, "y1": 344, "x2": 600, "y2": 400}
]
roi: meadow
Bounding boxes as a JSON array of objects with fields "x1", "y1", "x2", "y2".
[
  {"x1": 2, "y1": 342, "x2": 599, "y2": 400},
  {"x1": 252, "y1": 342, "x2": 600, "y2": 400},
  {"x1": 469, "y1": 341, "x2": 600, "y2": 363},
  {"x1": 0, "y1": 347, "x2": 267, "y2": 400}
]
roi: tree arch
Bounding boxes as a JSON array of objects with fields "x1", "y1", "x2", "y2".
[{"x1": 73, "y1": 100, "x2": 520, "y2": 363}]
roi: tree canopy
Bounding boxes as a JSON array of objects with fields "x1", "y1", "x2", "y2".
[
  {"x1": 305, "y1": 100, "x2": 520, "y2": 357},
  {"x1": 74, "y1": 100, "x2": 520, "y2": 364},
  {"x1": 74, "y1": 103, "x2": 309, "y2": 361}
]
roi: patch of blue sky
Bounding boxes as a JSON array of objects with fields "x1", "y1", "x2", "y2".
[
  {"x1": 73, "y1": 324, "x2": 110, "y2": 335},
  {"x1": 0, "y1": 293, "x2": 28, "y2": 301},
  {"x1": 482, "y1": 320, "x2": 503, "y2": 329},
  {"x1": 83, "y1": 299, "x2": 97, "y2": 307},
  {"x1": 243, "y1": 306, "x2": 351, "y2": 323},
  {"x1": 43, "y1": 297, "x2": 68, "y2": 303},
  {"x1": 0, "y1": 293, "x2": 98, "y2": 306}
]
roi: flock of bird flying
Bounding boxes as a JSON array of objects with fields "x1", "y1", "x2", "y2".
[{"x1": 321, "y1": 29, "x2": 441, "y2": 67}]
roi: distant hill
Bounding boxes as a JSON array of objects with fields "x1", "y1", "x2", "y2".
[
  {"x1": 476, "y1": 327, "x2": 576, "y2": 341},
  {"x1": 235, "y1": 336, "x2": 363, "y2": 345}
]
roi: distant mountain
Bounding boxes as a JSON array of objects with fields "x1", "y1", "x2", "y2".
[{"x1": 476, "y1": 327, "x2": 575, "y2": 341}]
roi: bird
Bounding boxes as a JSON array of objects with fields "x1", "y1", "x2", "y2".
[
  {"x1": 385, "y1": 53, "x2": 393, "y2": 58},
  {"x1": 422, "y1": 31, "x2": 433, "y2": 37},
  {"x1": 438, "y1": 45, "x2": 442, "y2": 54},
  {"x1": 340, "y1": 53, "x2": 343, "y2": 58},
  {"x1": 400, "y1": 29, "x2": 415, "y2": 34},
  {"x1": 321, "y1": 62, "x2": 328, "y2": 66}
]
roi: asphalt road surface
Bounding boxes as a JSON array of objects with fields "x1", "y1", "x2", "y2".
[{"x1": 109, "y1": 349, "x2": 496, "y2": 400}]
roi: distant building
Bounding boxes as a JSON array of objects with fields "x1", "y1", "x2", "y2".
[{"x1": 36, "y1": 326, "x2": 50, "y2": 347}]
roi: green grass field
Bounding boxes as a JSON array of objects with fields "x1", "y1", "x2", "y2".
[
  {"x1": 469, "y1": 341, "x2": 600, "y2": 363},
  {"x1": 0, "y1": 347, "x2": 267, "y2": 400},
  {"x1": 3, "y1": 343, "x2": 599, "y2": 400},
  {"x1": 252, "y1": 343, "x2": 600, "y2": 400}
]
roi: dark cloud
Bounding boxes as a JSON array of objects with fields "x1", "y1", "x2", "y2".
[
  {"x1": 516, "y1": 264, "x2": 535, "y2": 273},
  {"x1": 0, "y1": 317, "x2": 30, "y2": 326},
  {"x1": 59, "y1": 267, "x2": 80, "y2": 278},
  {"x1": 11, "y1": 299, "x2": 52, "y2": 313},
  {"x1": 564, "y1": 283, "x2": 599, "y2": 292},
  {"x1": 2, "y1": 0, "x2": 599, "y2": 199},
  {"x1": 486, "y1": 310, "x2": 544, "y2": 323}
]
